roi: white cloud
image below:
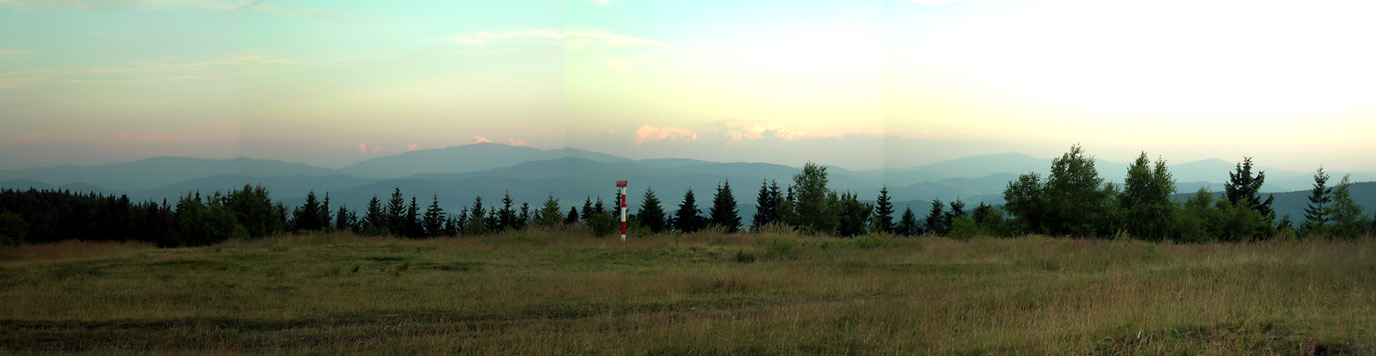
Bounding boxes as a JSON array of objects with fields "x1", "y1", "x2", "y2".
[
  {"x1": 566, "y1": 30, "x2": 675, "y2": 50},
  {"x1": 239, "y1": 55, "x2": 299, "y2": 65},
  {"x1": 0, "y1": 56, "x2": 247, "y2": 88},
  {"x1": 449, "y1": 30, "x2": 563, "y2": 46},
  {"x1": 238, "y1": 1, "x2": 372, "y2": 24},
  {"x1": 633, "y1": 125, "x2": 697, "y2": 144},
  {"x1": 449, "y1": 29, "x2": 674, "y2": 55},
  {"x1": 0, "y1": 0, "x2": 235, "y2": 11},
  {"x1": 0, "y1": 69, "x2": 54, "y2": 89},
  {"x1": 710, "y1": 119, "x2": 811, "y2": 142}
]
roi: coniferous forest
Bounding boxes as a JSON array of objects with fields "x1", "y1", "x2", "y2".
[{"x1": 1, "y1": 145, "x2": 1373, "y2": 247}]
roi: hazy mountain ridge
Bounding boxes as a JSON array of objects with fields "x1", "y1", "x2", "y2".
[
  {"x1": 0, "y1": 157, "x2": 339, "y2": 191},
  {"x1": 3, "y1": 143, "x2": 1373, "y2": 227}
]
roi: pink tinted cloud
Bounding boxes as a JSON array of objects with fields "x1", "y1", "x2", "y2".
[
  {"x1": 634, "y1": 125, "x2": 697, "y2": 145},
  {"x1": 507, "y1": 138, "x2": 527, "y2": 146},
  {"x1": 474, "y1": 136, "x2": 493, "y2": 144},
  {"x1": 372, "y1": 145, "x2": 383, "y2": 153},
  {"x1": 358, "y1": 143, "x2": 367, "y2": 153},
  {"x1": 407, "y1": 143, "x2": 421, "y2": 151}
]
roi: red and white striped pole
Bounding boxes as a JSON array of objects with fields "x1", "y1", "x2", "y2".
[{"x1": 616, "y1": 180, "x2": 628, "y2": 241}]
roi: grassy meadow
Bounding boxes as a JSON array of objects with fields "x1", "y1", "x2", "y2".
[{"x1": 2, "y1": 230, "x2": 1374, "y2": 355}]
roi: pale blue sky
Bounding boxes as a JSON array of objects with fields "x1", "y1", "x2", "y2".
[{"x1": 2, "y1": 0, "x2": 1373, "y2": 172}]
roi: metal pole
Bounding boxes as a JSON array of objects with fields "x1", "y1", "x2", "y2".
[{"x1": 620, "y1": 185, "x2": 627, "y2": 242}]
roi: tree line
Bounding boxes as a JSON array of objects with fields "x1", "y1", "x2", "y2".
[{"x1": 2, "y1": 145, "x2": 1373, "y2": 247}]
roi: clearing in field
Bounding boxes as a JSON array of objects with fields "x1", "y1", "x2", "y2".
[{"x1": 2, "y1": 231, "x2": 1373, "y2": 355}]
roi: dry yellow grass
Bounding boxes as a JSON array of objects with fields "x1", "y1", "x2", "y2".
[{"x1": 1, "y1": 231, "x2": 1373, "y2": 355}]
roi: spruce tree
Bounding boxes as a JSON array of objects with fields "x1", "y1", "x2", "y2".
[
  {"x1": 292, "y1": 190, "x2": 324, "y2": 231},
  {"x1": 320, "y1": 192, "x2": 331, "y2": 230},
  {"x1": 364, "y1": 195, "x2": 384, "y2": 235},
  {"x1": 580, "y1": 197, "x2": 594, "y2": 223},
  {"x1": 674, "y1": 188, "x2": 702, "y2": 233},
  {"x1": 637, "y1": 188, "x2": 667, "y2": 233},
  {"x1": 708, "y1": 180, "x2": 741, "y2": 233},
  {"x1": 517, "y1": 202, "x2": 530, "y2": 230},
  {"x1": 897, "y1": 207, "x2": 918, "y2": 236},
  {"x1": 406, "y1": 196, "x2": 421, "y2": 238},
  {"x1": 535, "y1": 194, "x2": 563, "y2": 228},
  {"x1": 565, "y1": 207, "x2": 578, "y2": 225},
  {"x1": 1225, "y1": 157, "x2": 1275, "y2": 221},
  {"x1": 872, "y1": 186, "x2": 895, "y2": 234},
  {"x1": 498, "y1": 191, "x2": 515, "y2": 231},
  {"x1": 334, "y1": 205, "x2": 353, "y2": 232},
  {"x1": 466, "y1": 196, "x2": 486, "y2": 236},
  {"x1": 835, "y1": 192, "x2": 872, "y2": 237},
  {"x1": 385, "y1": 187, "x2": 406, "y2": 236},
  {"x1": 943, "y1": 199, "x2": 966, "y2": 235},
  {"x1": 1302, "y1": 167, "x2": 1332, "y2": 235},
  {"x1": 423, "y1": 194, "x2": 445, "y2": 237},
  {"x1": 924, "y1": 198, "x2": 945, "y2": 236},
  {"x1": 751, "y1": 180, "x2": 779, "y2": 231},
  {"x1": 455, "y1": 207, "x2": 469, "y2": 236}
]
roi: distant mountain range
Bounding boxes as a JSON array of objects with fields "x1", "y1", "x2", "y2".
[{"x1": 2, "y1": 143, "x2": 1373, "y2": 225}]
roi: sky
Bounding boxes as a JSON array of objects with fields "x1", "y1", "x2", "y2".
[{"x1": 1, "y1": 0, "x2": 1373, "y2": 172}]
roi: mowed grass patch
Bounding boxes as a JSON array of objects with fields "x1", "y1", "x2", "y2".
[{"x1": 1, "y1": 231, "x2": 1374, "y2": 355}]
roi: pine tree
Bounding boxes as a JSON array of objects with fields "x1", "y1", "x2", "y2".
[
  {"x1": 674, "y1": 188, "x2": 702, "y2": 233},
  {"x1": 423, "y1": 194, "x2": 445, "y2": 237},
  {"x1": 924, "y1": 198, "x2": 945, "y2": 236},
  {"x1": 872, "y1": 186, "x2": 895, "y2": 234},
  {"x1": 708, "y1": 180, "x2": 741, "y2": 232},
  {"x1": 897, "y1": 207, "x2": 918, "y2": 236},
  {"x1": 637, "y1": 188, "x2": 667, "y2": 233},
  {"x1": 1225, "y1": 157, "x2": 1275, "y2": 221},
  {"x1": 1302, "y1": 167, "x2": 1332, "y2": 235}
]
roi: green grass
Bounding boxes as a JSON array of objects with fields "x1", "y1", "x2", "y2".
[{"x1": 1, "y1": 231, "x2": 1374, "y2": 355}]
